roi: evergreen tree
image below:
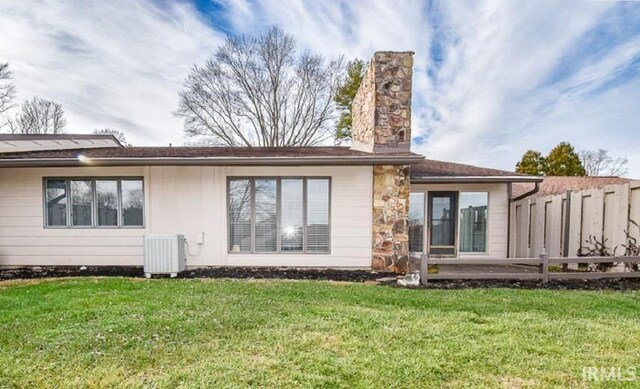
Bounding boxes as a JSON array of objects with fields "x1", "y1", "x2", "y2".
[{"x1": 334, "y1": 59, "x2": 366, "y2": 143}]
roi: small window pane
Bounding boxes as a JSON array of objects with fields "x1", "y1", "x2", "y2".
[
  {"x1": 71, "y1": 180, "x2": 93, "y2": 226},
  {"x1": 281, "y1": 179, "x2": 303, "y2": 252},
  {"x1": 46, "y1": 180, "x2": 67, "y2": 226},
  {"x1": 96, "y1": 180, "x2": 118, "y2": 226},
  {"x1": 459, "y1": 192, "x2": 488, "y2": 253},
  {"x1": 254, "y1": 179, "x2": 277, "y2": 252},
  {"x1": 306, "y1": 179, "x2": 329, "y2": 252},
  {"x1": 409, "y1": 192, "x2": 425, "y2": 253},
  {"x1": 122, "y1": 180, "x2": 144, "y2": 226},
  {"x1": 229, "y1": 179, "x2": 252, "y2": 252}
]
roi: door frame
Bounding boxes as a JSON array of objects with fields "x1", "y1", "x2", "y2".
[{"x1": 427, "y1": 191, "x2": 458, "y2": 257}]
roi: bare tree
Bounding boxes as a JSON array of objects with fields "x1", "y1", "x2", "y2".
[
  {"x1": 579, "y1": 149, "x2": 628, "y2": 176},
  {"x1": 93, "y1": 128, "x2": 131, "y2": 146},
  {"x1": 176, "y1": 26, "x2": 343, "y2": 147},
  {"x1": 5, "y1": 97, "x2": 66, "y2": 134},
  {"x1": 0, "y1": 63, "x2": 16, "y2": 114}
]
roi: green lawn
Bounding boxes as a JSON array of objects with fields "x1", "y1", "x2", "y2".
[{"x1": 1, "y1": 278, "x2": 639, "y2": 388}]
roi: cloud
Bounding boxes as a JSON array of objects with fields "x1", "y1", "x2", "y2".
[
  {"x1": 1, "y1": 0, "x2": 638, "y2": 176},
  {"x1": 218, "y1": 0, "x2": 640, "y2": 176},
  {"x1": 0, "y1": 0, "x2": 223, "y2": 145}
]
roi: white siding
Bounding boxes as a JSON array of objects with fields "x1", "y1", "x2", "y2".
[
  {"x1": 0, "y1": 166, "x2": 147, "y2": 266},
  {"x1": 410, "y1": 182, "x2": 510, "y2": 258},
  {"x1": 0, "y1": 165, "x2": 373, "y2": 268}
]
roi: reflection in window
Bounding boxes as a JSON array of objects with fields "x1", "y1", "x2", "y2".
[
  {"x1": 228, "y1": 178, "x2": 330, "y2": 253},
  {"x1": 409, "y1": 192, "x2": 425, "y2": 253},
  {"x1": 255, "y1": 179, "x2": 277, "y2": 252},
  {"x1": 459, "y1": 192, "x2": 488, "y2": 253},
  {"x1": 429, "y1": 193, "x2": 457, "y2": 255},
  {"x1": 44, "y1": 178, "x2": 144, "y2": 228},
  {"x1": 281, "y1": 179, "x2": 303, "y2": 252},
  {"x1": 122, "y1": 180, "x2": 144, "y2": 226},
  {"x1": 229, "y1": 180, "x2": 252, "y2": 252},
  {"x1": 71, "y1": 180, "x2": 93, "y2": 226},
  {"x1": 96, "y1": 180, "x2": 118, "y2": 226},
  {"x1": 46, "y1": 180, "x2": 67, "y2": 226},
  {"x1": 306, "y1": 179, "x2": 329, "y2": 253}
]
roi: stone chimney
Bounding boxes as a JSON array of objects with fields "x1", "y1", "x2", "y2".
[
  {"x1": 351, "y1": 51, "x2": 414, "y2": 273},
  {"x1": 351, "y1": 51, "x2": 413, "y2": 153}
]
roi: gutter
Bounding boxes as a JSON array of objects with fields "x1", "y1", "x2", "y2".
[
  {"x1": 511, "y1": 181, "x2": 541, "y2": 202},
  {"x1": 0, "y1": 155, "x2": 425, "y2": 167},
  {"x1": 411, "y1": 176, "x2": 544, "y2": 184}
]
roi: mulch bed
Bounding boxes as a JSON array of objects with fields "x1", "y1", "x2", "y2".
[
  {"x1": 0, "y1": 266, "x2": 396, "y2": 283},
  {"x1": 1, "y1": 266, "x2": 640, "y2": 290}
]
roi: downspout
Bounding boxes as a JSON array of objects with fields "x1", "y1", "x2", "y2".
[
  {"x1": 507, "y1": 183, "x2": 512, "y2": 258},
  {"x1": 508, "y1": 181, "x2": 541, "y2": 258},
  {"x1": 511, "y1": 181, "x2": 541, "y2": 202}
]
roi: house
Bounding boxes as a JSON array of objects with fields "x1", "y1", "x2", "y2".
[{"x1": 0, "y1": 52, "x2": 540, "y2": 273}]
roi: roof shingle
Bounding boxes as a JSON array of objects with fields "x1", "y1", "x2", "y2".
[
  {"x1": 511, "y1": 176, "x2": 632, "y2": 199},
  {"x1": 0, "y1": 146, "x2": 424, "y2": 166},
  {"x1": 410, "y1": 159, "x2": 537, "y2": 182}
]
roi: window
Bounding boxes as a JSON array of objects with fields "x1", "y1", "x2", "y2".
[
  {"x1": 228, "y1": 177, "x2": 330, "y2": 253},
  {"x1": 96, "y1": 180, "x2": 118, "y2": 226},
  {"x1": 45, "y1": 180, "x2": 67, "y2": 226},
  {"x1": 281, "y1": 179, "x2": 304, "y2": 252},
  {"x1": 458, "y1": 192, "x2": 488, "y2": 253},
  {"x1": 254, "y1": 179, "x2": 277, "y2": 252},
  {"x1": 121, "y1": 180, "x2": 144, "y2": 226},
  {"x1": 306, "y1": 179, "x2": 330, "y2": 253},
  {"x1": 228, "y1": 179, "x2": 252, "y2": 252},
  {"x1": 408, "y1": 192, "x2": 425, "y2": 253},
  {"x1": 71, "y1": 180, "x2": 92, "y2": 226},
  {"x1": 44, "y1": 178, "x2": 144, "y2": 228}
]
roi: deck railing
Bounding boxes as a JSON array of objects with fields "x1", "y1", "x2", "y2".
[{"x1": 417, "y1": 254, "x2": 640, "y2": 285}]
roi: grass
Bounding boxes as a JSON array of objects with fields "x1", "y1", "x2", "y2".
[{"x1": 1, "y1": 278, "x2": 639, "y2": 388}]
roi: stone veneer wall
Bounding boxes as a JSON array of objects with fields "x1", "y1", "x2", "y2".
[
  {"x1": 351, "y1": 52, "x2": 413, "y2": 153},
  {"x1": 372, "y1": 165, "x2": 410, "y2": 272},
  {"x1": 351, "y1": 51, "x2": 414, "y2": 273}
]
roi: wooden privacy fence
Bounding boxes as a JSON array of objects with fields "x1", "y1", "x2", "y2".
[
  {"x1": 418, "y1": 254, "x2": 640, "y2": 284},
  {"x1": 509, "y1": 181, "x2": 640, "y2": 259}
]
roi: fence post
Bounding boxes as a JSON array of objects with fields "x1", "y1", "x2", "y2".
[
  {"x1": 540, "y1": 253, "x2": 549, "y2": 283},
  {"x1": 420, "y1": 253, "x2": 428, "y2": 286},
  {"x1": 563, "y1": 190, "x2": 572, "y2": 256}
]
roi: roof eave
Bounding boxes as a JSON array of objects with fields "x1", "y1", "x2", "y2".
[
  {"x1": 411, "y1": 175, "x2": 543, "y2": 183},
  {"x1": 0, "y1": 155, "x2": 425, "y2": 167}
]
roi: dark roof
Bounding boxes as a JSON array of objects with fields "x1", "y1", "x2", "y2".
[
  {"x1": 0, "y1": 134, "x2": 122, "y2": 142},
  {"x1": 410, "y1": 159, "x2": 541, "y2": 183},
  {"x1": 0, "y1": 146, "x2": 424, "y2": 167},
  {"x1": 512, "y1": 176, "x2": 632, "y2": 199}
]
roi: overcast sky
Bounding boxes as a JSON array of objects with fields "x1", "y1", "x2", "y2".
[{"x1": 0, "y1": 0, "x2": 638, "y2": 175}]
